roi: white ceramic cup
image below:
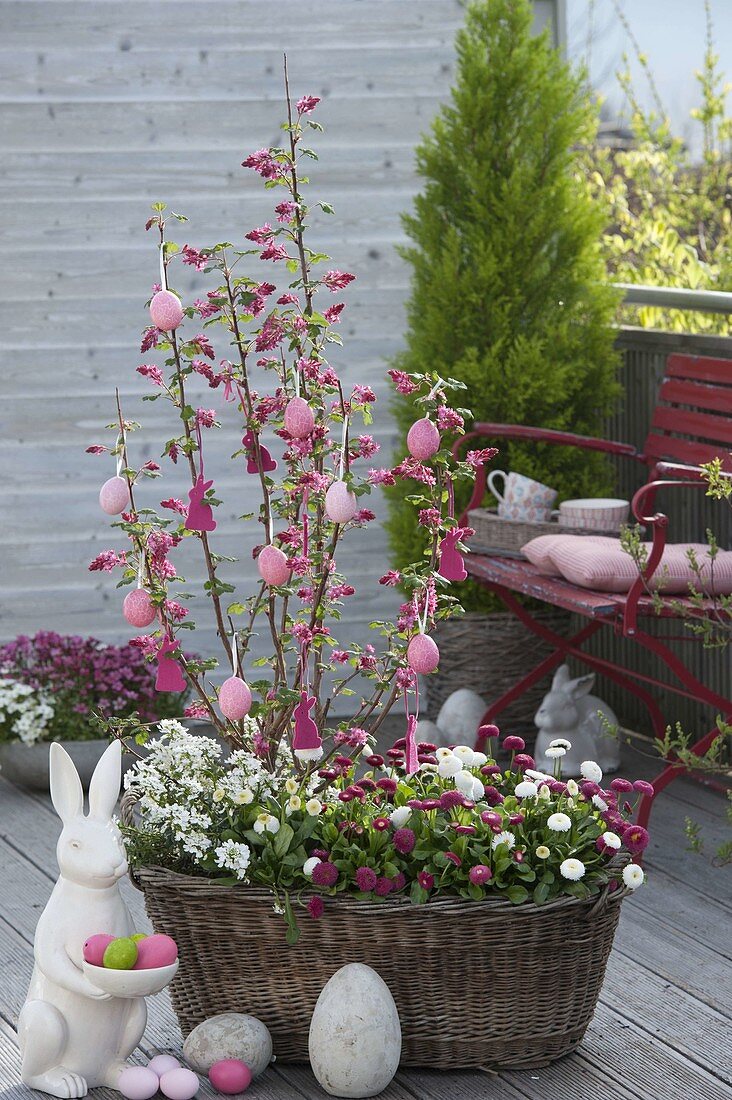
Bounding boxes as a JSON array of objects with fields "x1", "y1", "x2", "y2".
[
  {"x1": 488, "y1": 470, "x2": 558, "y2": 523},
  {"x1": 558, "y1": 498, "x2": 629, "y2": 531}
]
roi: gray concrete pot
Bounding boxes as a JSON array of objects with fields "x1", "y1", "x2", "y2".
[{"x1": 0, "y1": 739, "x2": 133, "y2": 792}]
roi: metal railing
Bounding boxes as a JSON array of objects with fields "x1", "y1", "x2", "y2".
[{"x1": 614, "y1": 282, "x2": 732, "y2": 315}]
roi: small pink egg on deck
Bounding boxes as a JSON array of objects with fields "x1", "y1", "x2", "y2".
[
  {"x1": 159, "y1": 1067, "x2": 199, "y2": 1100},
  {"x1": 118, "y1": 1066, "x2": 160, "y2": 1100},
  {"x1": 147, "y1": 1055, "x2": 181, "y2": 1078},
  {"x1": 209, "y1": 1059, "x2": 252, "y2": 1094}
]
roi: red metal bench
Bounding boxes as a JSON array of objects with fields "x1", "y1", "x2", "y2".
[{"x1": 456, "y1": 353, "x2": 732, "y2": 827}]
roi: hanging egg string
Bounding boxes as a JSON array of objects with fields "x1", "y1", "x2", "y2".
[
  {"x1": 406, "y1": 581, "x2": 440, "y2": 675},
  {"x1": 159, "y1": 234, "x2": 168, "y2": 293},
  {"x1": 403, "y1": 676, "x2": 419, "y2": 776},
  {"x1": 325, "y1": 410, "x2": 358, "y2": 524}
]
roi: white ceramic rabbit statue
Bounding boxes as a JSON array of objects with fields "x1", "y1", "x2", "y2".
[
  {"x1": 534, "y1": 665, "x2": 621, "y2": 777},
  {"x1": 18, "y1": 739, "x2": 146, "y2": 1097}
]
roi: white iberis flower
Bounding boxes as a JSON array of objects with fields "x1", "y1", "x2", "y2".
[{"x1": 214, "y1": 839, "x2": 251, "y2": 879}]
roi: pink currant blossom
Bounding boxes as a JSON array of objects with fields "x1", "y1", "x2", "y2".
[
  {"x1": 368, "y1": 468, "x2": 396, "y2": 486},
  {"x1": 352, "y1": 384, "x2": 376, "y2": 404},
  {"x1": 418, "y1": 508, "x2": 441, "y2": 528},
  {"x1": 195, "y1": 408, "x2": 216, "y2": 428},
  {"x1": 387, "y1": 369, "x2": 417, "y2": 395},
  {"x1": 184, "y1": 702, "x2": 210, "y2": 719},
  {"x1": 278, "y1": 292, "x2": 300, "y2": 305},
  {"x1": 255, "y1": 314, "x2": 285, "y2": 352},
  {"x1": 242, "y1": 149, "x2": 281, "y2": 180},
  {"x1": 379, "y1": 570, "x2": 400, "y2": 587},
  {"x1": 140, "y1": 327, "x2": 159, "y2": 353},
  {"x1": 392, "y1": 457, "x2": 436, "y2": 486},
  {"x1": 322, "y1": 270, "x2": 356, "y2": 292},
  {"x1": 190, "y1": 333, "x2": 215, "y2": 360},
  {"x1": 86, "y1": 445, "x2": 107, "y2": 455},
  {"x1": 260, "y1": 241, "x2": 288, "y2": 262},
  {"x1": 89, "y1": 550, "x2": 126, "y2": 573},
  {"x1": 181, "y1": 244, "x2": 208, "y2": 271},
  {"x1": 466, "y1": 447, "x2": 499, "y2": 467},
  {"x1": 245, "y1": 223, "x2": 273, "y2": 244},
  {"x1": 137, "y1": 364, "x2": 164, "y2": 386},
  {"x1": 437, "y1": 405, "x2": 464, "y2": 431},
  {"x1": 323, "y1": 303, "x2": 345, "y2": 324},
  {"x1": 296, "y1": 94, "x2": 321, "y2": 114},
  {"x1": 275, "y1": 201, "x2": 297, "y2": 222},
  {"x1": 332, "y1": 650, "x2": 350, "y2": 663},
  {"x1": 353, "y1": 435, "x2": 379, "y2": 459}
]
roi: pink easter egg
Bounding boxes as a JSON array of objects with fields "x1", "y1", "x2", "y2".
[
  {"x1": 407, "y1": 633, "x2": 440, "y2": 674},
  {"x1": 284, "y1": 396, "x2": 315, "y2": 438},
  {"x1": 257, "y1": 544, "x2": 291, "y2": 587},
  {"x1": 150, "y1": 289, "x2": 184, "y2": 332},
  {"x1": 209, "y1": 1060, "x2": 252, "y2": 1095},
  {"x1": 159, "y1": 1067, "x2": 199, "y2": 1100},
  {"x1": 123, "y1": 589, "x2": 157, "y2": 628},
  {"x1": 99, "y1": 475, "x2": 130, "y2": 515},
  {"x1": 147, "y1": 1055, "x2": 181, "y2": 1078},
  {"x1": 82, "y1": 932, "x2": 114, "y2": 966},
  {"x1": 219, "y1": 675, "x2": 252, "y2": 721},
  {"x1": 133, "y1": 933, "x2": 178, "y2": 970},
  {"x1": 407, "y1": 417, "x2": 441, "y2": 460},
  {"x1": 118, "y1": 1066, "x2": 160, "y2": 1100},
  {"x1": 325, "y1": 480, "x2": 358, "y2": 524}
]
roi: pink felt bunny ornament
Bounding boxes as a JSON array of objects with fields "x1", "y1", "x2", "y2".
[{"x1": 18, "y1": 741, "x2": 147, "y2": 1096}]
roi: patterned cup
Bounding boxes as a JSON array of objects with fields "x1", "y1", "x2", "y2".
[{"x1": 488, "y1": 470, "x2": 558, "y2": 523}]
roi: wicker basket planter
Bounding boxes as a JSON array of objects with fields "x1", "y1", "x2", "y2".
[
  {"x1": 426, "y1": 610, "x2": 570, "y2": 735},
  {"x1": 131, "y1": 866, "x2": 626, "y2": 1071}
]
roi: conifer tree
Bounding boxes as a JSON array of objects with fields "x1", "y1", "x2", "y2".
[{"x1": 387, "y1": 0, "x2": 620, "y2": 599}]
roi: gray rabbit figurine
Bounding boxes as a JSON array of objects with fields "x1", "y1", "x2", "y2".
[
  {"x1": 18, "y1": 740, "x2": 146, "y2": 1096},
  {"x1": 534, "y1": 665, "x2": 620, "y2": 777}
]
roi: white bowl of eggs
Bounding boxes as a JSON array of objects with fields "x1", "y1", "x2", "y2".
[{"x1": 82, "y1": 931, "x2": 179, "y2": 998}]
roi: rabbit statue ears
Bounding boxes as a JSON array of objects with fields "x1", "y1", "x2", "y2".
[
  {"x1": 50, "y1": 740, "x2": 122, "y2": 824},
  {"x1": 551, "y1": 665, "x2": 595, "y2": 699}
]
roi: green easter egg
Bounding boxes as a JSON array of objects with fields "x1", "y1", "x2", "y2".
[
  {"x1": 102, "y1": 937, "x2": 138, "y2": 970},
  {"x1": 131, "y1": 933, "x2": 147, "y2": 943}
]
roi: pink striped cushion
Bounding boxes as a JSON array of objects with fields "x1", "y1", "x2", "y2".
[{"x1": 522, "y1": 535, "x2": 732, "y2": 594}]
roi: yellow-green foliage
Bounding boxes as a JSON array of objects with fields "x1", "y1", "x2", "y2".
[
  {"x1": 583, "y1": 2, "x2": 732, "y2": 334},
  {"x1": 386, "y1": 0, "x2": 620, "y2": 607}
]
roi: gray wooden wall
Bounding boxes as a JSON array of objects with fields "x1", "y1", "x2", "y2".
[{"x1": 0, "y1": 0, "x2": 471, "y2": 686}]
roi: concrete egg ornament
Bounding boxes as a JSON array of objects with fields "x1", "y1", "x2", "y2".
[
  {"x1": 406, "y1": 417, "x2": 440, "y2": 461},
  {"x1": 183, "y1": 1012, "x2": 272, "y2": 1079},
  {"x1": 308, "y1": 963, "x2": 401, "y2": 1098}
]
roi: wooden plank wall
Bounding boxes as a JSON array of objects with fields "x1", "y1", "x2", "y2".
[{"x1": 0, "y1": 0, "x2": 470, "y2": 688}]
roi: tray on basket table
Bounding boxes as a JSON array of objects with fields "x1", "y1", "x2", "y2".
[{"x1": 467, "y1": 508, "x2": 624, "y2": 557}]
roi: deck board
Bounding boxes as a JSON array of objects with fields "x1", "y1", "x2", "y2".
[{"x1": 0, "y1": 769, "x2": 730, "y2": 1099}]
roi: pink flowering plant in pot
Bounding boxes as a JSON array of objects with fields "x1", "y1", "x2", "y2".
[{"x1": 93, "y1": 81, "x2": 650, "y2": 944}]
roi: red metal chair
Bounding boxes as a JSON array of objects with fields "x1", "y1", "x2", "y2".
[{"x1": 456, "y1": 353, "x2": 732, "y2": 827}]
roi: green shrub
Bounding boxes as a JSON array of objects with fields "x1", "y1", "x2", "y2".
[{"x1": 386, "y1": 0, "x2": 620, "y2": 608}]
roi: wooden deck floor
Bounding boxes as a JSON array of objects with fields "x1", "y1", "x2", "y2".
[{"x1": 0, "y1": 747, "x2": 730, "y2": 1100}]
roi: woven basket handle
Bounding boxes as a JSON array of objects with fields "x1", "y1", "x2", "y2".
[
  {"x1": 119, "y1": 789, "x2": 144, "y2": 891},
  {"x1": 583, "y1": 884, "x2": 612, "y2": 921}
]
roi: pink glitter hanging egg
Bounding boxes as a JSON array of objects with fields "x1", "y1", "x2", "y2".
[
  {"x1": 99, "y1": 475, "x2": 130, "y2": 515},
  {"x1": 284, "y1": 396, "x2": 315, "y2": 439},
  {"x1": 219, "y1": 675, "x2": 252, "y2": 721},
  {"x1": 123, "y1": 588, "x2": 156, "y2": 628},
  {"x1": 257, "y1": 544, "x2": 291, "y2": 586},
  {"x1": 407, "y1": 633, "x2": 440, "y2": 674},
  {"x1": 407, "y1": 417, "x2": 440, "y2": 460},
  {"x1": 149, "y1": 289, "x2": 184, "y2": 332},
  {"x1": 325, "y1": 479, "x2": 357, "y2": 524}
]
